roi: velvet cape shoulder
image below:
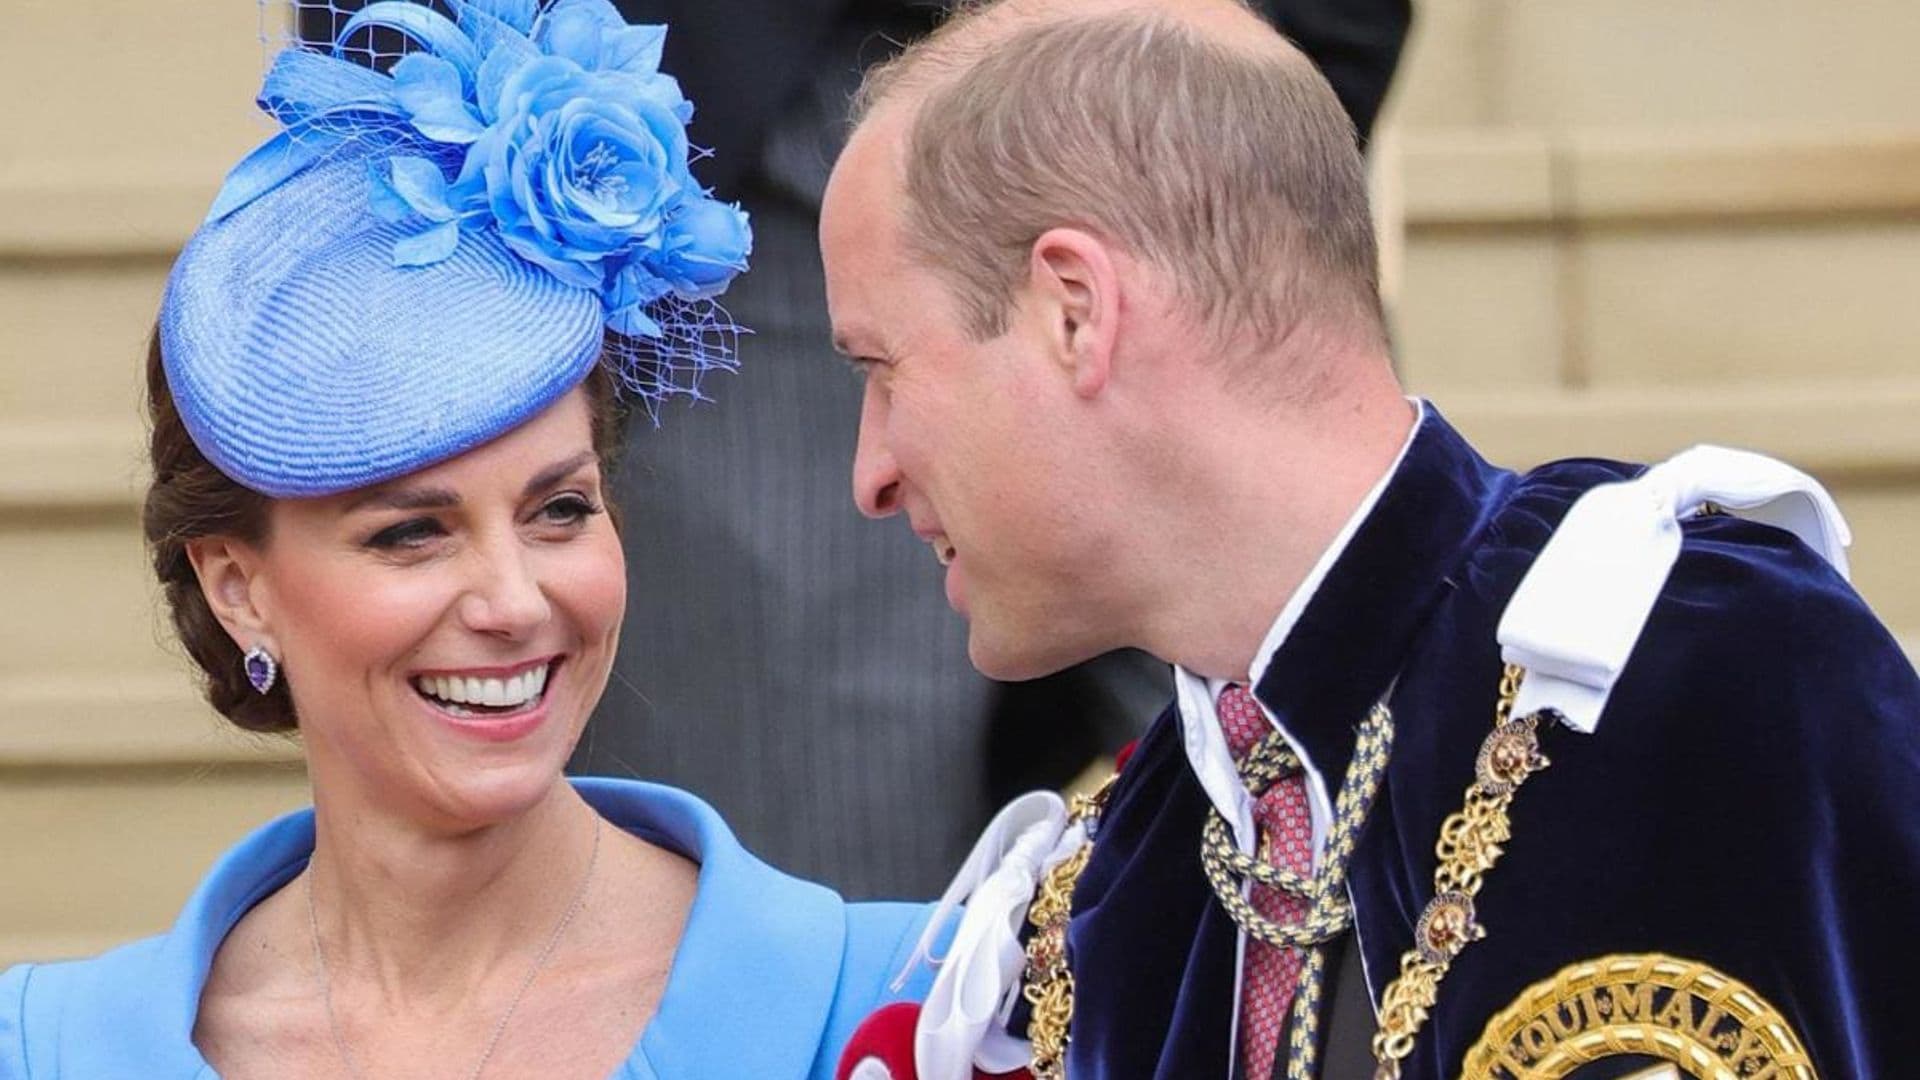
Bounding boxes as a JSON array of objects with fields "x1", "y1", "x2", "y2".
[{"x1": 1061, "y1": 407, "x2": 1920, "y2": 1078}]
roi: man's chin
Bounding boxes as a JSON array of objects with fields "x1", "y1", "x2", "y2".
[{"x1": 966, "y1": 624, "x2": 1095, "y2": 683}]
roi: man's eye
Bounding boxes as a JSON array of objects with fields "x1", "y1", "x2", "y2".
[
  {"x1": 365, "y1": 518, "x2": 446, "y2": 549},
  {"x1": 539, "y1": 493, "x2": 603, "y2": 527}
]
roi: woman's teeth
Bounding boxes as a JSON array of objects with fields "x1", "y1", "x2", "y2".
[{"x1": 412, "y1": 664, "x2": 550, "y2": 714}]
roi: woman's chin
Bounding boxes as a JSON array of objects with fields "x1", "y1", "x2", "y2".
[
  {"x1": 400, "y1": 691, "x2": 587, "y2": 828},
  {"x1": 412, "y1": 756, "x2": 577, "y2": 832}
]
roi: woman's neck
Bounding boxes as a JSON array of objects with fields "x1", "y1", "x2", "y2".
[{"x1": 304, "y1": 779, "x2": 603, "y2": 1008}]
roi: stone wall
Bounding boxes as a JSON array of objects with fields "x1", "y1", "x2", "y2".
[{"x1": 1377, "y1": 1, "x2": 1920, "y2": 651}]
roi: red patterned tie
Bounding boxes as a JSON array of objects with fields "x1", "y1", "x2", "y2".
[{"x1": 1217, "y1": 683, "x2": 1314, "y2": 1080}]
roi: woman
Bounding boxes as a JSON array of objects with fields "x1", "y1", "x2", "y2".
[{"x1": 0, "y1": 3, "x2": 939, "y2": 1076}]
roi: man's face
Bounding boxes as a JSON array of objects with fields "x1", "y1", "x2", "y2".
[{"x1": 821, "y1": 116, "x2": 1116, "y2": 679}]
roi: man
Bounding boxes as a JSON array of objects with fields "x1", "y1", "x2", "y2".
[
  {"x1": 820, "y1": 1, "x2": 1920, "y2": 1076},
  {"x1": 581, "y1": 0, "x2": 1409, "y2": 899}
]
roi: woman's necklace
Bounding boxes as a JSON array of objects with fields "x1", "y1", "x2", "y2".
[{"x1": 305, "y1": 818, "x2": 604, "y2": 1080}]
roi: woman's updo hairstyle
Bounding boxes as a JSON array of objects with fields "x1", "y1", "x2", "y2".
[{"x1": 142, "y1": 330, "x2": 631, "y2": 734}]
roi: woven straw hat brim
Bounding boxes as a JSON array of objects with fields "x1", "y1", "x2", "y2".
[{"x1": 159, "y1": 144, "x2": 604, "y2": 499}]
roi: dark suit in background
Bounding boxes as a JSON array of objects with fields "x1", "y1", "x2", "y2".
[{"x1": 575, "y1": 0, "x2": 1411, "y2": 898}]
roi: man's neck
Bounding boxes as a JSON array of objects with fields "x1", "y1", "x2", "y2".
[{"x1": 1133, "y1": 377, "x2": 1415, "y2": 683}]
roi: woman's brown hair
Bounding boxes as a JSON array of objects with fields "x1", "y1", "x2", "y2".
[{"x1": 142, "y1": 330, "x2": 631, "y2": 733}]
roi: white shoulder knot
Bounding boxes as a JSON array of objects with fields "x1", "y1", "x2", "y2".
[
  {"x1": 895, "y1": 791, "x2": 1086, "y2": 1079},
  {"x1": 1496, "y1": 444, "x2": 1850, "y2": 734}
]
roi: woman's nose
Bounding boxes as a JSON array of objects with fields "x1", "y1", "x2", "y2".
[{"x1": 458, "y1": 542, "x2": 552, "y2": 638}]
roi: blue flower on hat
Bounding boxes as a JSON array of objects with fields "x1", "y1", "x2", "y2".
[
  {"x1": 212, "y1": 0, "x2": 749, "y2": 349},
  {"x1": 652, "y1": 196, "x2": 754, "y2": 298},
  {"x1": 460, "y1": 58, "x2": 692, "y2": 289}
]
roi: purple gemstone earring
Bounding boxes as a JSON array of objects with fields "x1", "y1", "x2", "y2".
[{"x1": 243, "y1": 646, "x2": 278, "y2": 695}]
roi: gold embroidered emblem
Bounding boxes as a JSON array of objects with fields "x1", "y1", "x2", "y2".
[{"x1": 1461, "y1": 953, "x2": 1818, "y2": 1079}]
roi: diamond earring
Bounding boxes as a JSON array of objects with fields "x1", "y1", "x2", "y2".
[{"x1": 244, "y1": 646, "x2": 278, "y2": 694}]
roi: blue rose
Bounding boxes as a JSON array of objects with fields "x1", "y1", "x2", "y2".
[
  {"x1": 448, "y1": 56, "x2": 692, "y2": 290},
  {"x1": 643, "y1": 196, "x2": 752, "y2": 299},
  {"x1": 333, "y1": 0, "x2": 744, "y2": 327}
]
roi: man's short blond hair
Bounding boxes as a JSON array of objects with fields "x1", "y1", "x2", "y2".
[{"x1": 853, "y1": 3, "x2": 1384, "y2": 353}]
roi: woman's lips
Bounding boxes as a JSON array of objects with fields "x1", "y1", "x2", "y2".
[{"x1": 409, "y1": 657, "x2": 560, "y2": 741}]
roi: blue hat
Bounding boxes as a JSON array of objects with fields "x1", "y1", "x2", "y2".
[{"x1": 160, "y1": 0, "x2": 752, "y2": 498}]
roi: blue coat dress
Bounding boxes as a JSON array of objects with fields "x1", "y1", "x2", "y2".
[{"x1": 0, "y1": 777, "x2": 941, "y2": 1078}]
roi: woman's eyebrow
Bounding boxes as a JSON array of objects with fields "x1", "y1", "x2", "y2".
[
  {"x1": 341, "y1": 451, "x2": 597, "y2": 513},
  {"x1": 344, "y1": 485, "x2": 460, "y2": 514},
  {"x1": 522, "y1": 451, "x2": 599, "y2": 498}
]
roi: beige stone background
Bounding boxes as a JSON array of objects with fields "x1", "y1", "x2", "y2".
[{"x1": 2, "y1": 3, "x2": 1916, "y2": 966}]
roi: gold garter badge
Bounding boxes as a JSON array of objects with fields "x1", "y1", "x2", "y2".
[{"x1": 1462, "y1": 953, "x2": 1817, "y2": 1080}]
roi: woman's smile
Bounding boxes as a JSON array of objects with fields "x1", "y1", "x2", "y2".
[{"x1": 411, "y1": 656, "x2": 565, "y2": 742}]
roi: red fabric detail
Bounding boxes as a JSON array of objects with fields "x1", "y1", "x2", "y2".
[
  {"x1": 1113, "y1": 738, "x2": 1140, "y2": 774},
  {"x1": 836, "y1": 1002, "x2": 921, "y2": 1080},
  {"x1": 831, "y1": 1001, "x2": 1035, "y2": 1080},
  {"x1": 1217, "y1": 683, "x2": 1313, "y2": 1080}
]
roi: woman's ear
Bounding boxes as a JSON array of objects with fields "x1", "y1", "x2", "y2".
[
  {"x1": 186, "y1": 536, "x2": 275, "y2": 655},
  {"x1": 1027, "y1": 227, "x2": 1121, "y2": 399}
]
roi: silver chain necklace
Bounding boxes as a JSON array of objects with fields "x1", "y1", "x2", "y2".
[{"x1": 305, "y1": 818, "x2": 604, "y2": 1080}]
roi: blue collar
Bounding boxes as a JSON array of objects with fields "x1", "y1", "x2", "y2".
[{"x1": 117, "y1": 777, "x2": 846, "y2": 1078}]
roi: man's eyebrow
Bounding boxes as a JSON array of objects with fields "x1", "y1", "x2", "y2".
[
  {"x1": 833, "y1": 322, "x2": 887, "y2": 358},
  {"x1": 521, "y1": 451, "x2": 599, "y2": 499}
]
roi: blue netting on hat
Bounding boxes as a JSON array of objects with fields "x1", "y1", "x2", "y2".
[{"x1": 220, "y1": 0, "x2": 751, "y2": 425}]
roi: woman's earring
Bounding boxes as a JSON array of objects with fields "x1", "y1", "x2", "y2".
[{"x1": 244, "y1": 646, "x2": 278, "y2": 694}]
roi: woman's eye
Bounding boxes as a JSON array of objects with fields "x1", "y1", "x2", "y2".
[
  {"x1": 365, "y1": 518, "x2": 446, "y2": 550},
  {"x1": 538, "y1": 493, "x2": 603, "y2": 527}
]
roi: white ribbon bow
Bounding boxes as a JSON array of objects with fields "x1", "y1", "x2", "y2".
[
  {"x1": 895, "y1": 791, "x2": 1086, "y2": 1078},
  {"x1": 1497, "y1": 444, "x2": 1850, "y2": 734}
]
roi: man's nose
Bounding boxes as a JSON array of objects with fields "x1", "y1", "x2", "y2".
[{"x1": 852, "y1": 380, "x2": 903, "y2": 520}]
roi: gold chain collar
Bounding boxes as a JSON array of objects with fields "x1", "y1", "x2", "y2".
[
  {"x1": 1371, "y1": 664, "x2": 1552, "y2": 1078},
  {"x1": 1015, "y1": 665, "x2": 1552, "y2": 1080},
  {"x1": 1022, "y1": 776, "x2": 1117, "y2": 1080}
]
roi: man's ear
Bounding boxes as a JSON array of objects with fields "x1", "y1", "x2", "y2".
[
  {"x1": 185, "y1": 536, "x2": 275, "y2": 656},
  {"x1": 1028, "y1": 227, "x2": 1121, "y2": 399}
]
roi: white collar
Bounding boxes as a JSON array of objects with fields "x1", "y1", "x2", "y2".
[{"x1": 1172, "y1": 398, "x2": 1424, "y2": 862}]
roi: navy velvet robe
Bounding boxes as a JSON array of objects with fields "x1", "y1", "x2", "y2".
[{"x1": 1064, "y1": 408, "x2": 1920, "y2": 1078}]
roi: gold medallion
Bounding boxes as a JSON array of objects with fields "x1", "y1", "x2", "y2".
[{"x1": 1462, "y1": 953, "x2": 1817, "y2": 1080}]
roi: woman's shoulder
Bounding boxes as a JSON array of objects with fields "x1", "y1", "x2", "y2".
[
  {"x1": 841, "y1": 900, "x2": 943, "y2": 996},
  {"x1": 575, "y1": 778, "x2": 947, "y2": 1079},
  {"x1": 3, "y1": 933, "x2": 166, "y2": 1006},
  {"x1": 815, "y1": 900, "x2": 946, "y2": 1074},
  {"x1": 0, "y1": 809, "x2": 314, "y2": 1075},
  {"x1": 1, "y1": 934, "x2": 186, "y2": 1073},
  {"x1": 578, "y1": 777, "x2": 943, "y2": 975},
  {"x1": 579, "y1": 779, "x2": 940, "y2": 944}
]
